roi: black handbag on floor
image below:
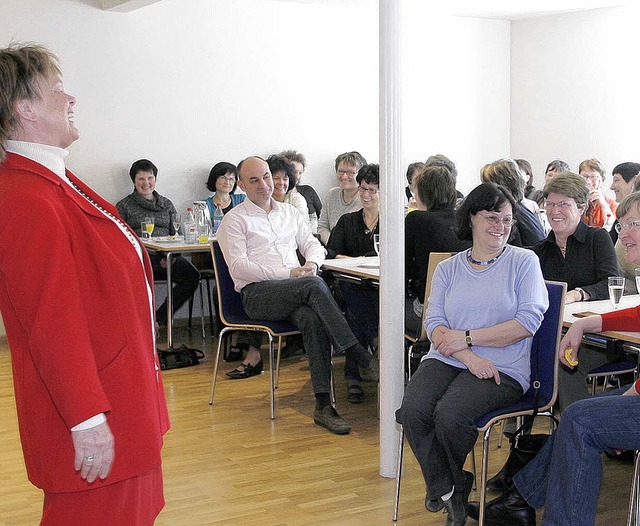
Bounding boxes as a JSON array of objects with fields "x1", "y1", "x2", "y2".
[{"x1": 158, "y1": 345, "x2": 204, "y2": 370}]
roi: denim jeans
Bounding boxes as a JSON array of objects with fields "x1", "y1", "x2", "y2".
[
  {"x1": 241, "y1": 276, "x2": 367, "y2": 395},
  {"x1": 514, "y1": 387, "x2": 640, "y2": 525},
  {"x1": 396, "y1": 359, "x2": 523, "y2": 497}
]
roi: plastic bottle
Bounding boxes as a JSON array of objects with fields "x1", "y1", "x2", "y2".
[
  {"x1": 213, "y1": 204, "x2": 224, "y2": 233},
  {"x1": 184, "y1": 207, "x2": 197, "y2": 243}
]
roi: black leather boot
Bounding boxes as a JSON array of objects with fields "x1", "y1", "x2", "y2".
[{"x1": 467, "y1": 485, "x2": 536, "y2": 526}]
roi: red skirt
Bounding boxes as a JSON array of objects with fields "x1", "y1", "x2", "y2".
[{"x1": 41, "y1": 466, "x2": 164, "y2": 526}]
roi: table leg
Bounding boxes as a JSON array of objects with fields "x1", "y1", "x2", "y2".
[{"x1": 166, "y1": 253, "x2": 173, "y2": 349}]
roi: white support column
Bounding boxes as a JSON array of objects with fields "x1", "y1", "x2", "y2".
[{"x1": 379, "y1": 0, "x2": 404, "y2": 478}]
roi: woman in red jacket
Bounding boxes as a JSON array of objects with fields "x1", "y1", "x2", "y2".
[{"x1": 0, "y1": 44, "x2": 169, "y2": 525}]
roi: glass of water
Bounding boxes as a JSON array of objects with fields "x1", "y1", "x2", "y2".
[
  {"x1": 608, "y1": 276, "x2": 625, "y2": 310},
  {"x1": 635, "y1": 268, "x2": 640, "y2": 294},
  {"x1": 373, "y1": 234, "x2": 380, "y2": 256}
]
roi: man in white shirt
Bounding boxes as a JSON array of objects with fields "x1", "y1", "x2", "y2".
[{"x1": 217, "y1": 156, "x2": 378, "y2": 435}]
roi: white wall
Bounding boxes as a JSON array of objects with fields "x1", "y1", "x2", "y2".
[
  {"x1": 511, "y1": 5, "x2": 640, "y2": 190},
  {"x1": 402, "y1": 6, "x2": 511, "y2": 195},
  {"x1": 0, "y1": 0, "x2": 511, "y2": 333},
  {"x1": 1, "y1": 0, "x2": 510, "y2": 205}
]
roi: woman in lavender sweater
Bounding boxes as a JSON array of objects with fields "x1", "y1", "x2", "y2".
[{"x1": 396, "y1": 182, "x2": 548, "y2": 526}]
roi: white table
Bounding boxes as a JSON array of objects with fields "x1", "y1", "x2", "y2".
[
  {"x1": 563, "y1": 294, "x2": 640, "y2": 346},
  {"x1": 142, "y1": 236, "x2": 214, "y2": 349},
  {"x1": 321, "y1": 256, "x2": 380, "y2": 281}
]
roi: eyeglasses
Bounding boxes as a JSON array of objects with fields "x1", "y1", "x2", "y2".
[
  {"x1": 477, "y1": 212, "x2": 515, "y2": 227},
  {"x1": 615, "y1": 220, "x2": 640, "y2": 234},
  {"x1": 220, "y1": 176, "x2": 236, "y2": 182},
  {"x1": 581, "y1": 174, "x2": 601, "y2": 181},
  {"x1": 358, "y1": 186, "x2": 379, "y2": 195},
  {"x1": 544, "y1": 200, "x2": 575, "y2": 209},
  {"x1": 337, "y1": 170, "x2": 358, "y2": 177}
]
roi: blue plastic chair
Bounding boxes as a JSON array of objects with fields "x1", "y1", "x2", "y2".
[
  {"x1": 472, "y1": 280, "x2": 566, "y2": 526},
  {"x1": 392, "y1": 281, "x2": 566, "y2": 523},
  {"x1": 208, "y1": 241, "x2": 300, "y2": 419}
]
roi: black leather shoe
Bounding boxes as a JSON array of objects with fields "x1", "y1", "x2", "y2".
[
  {"x1": 226, "y1": 359, "x2": 263, "y2": 379},
  {"x1": 224, "y1": 347, "x2": 243, "y2": 362},
  {"x1": 486, "y1": 465, "x2": 510, "y2": 492},
  {"x1": 467, "y1": 486, "x2": 536, "y2": 526},
  {"x1": 425, "y1": 494, "x2": 443, "y2": 513}
]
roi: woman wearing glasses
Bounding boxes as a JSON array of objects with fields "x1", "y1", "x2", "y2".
[
  {"x1": 326, "y1": 164, "x2": 380, "y2": 403},
  {"x1": 205, "y1": 162, "x2": 245, "y2": 217},
  {"x1": 531, "y1": 172, "x2": 618, "y2": 412},
  {"x1": 396, "y1": 182, "x2": 548, "y2": 526}
]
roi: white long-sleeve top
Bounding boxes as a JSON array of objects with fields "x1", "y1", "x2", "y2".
[{"x1": 216, "y1": 198, "x2": 326, "y2": 292}]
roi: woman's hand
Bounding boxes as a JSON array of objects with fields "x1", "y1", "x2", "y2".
[
  {"x1": 559, "y1": 315, "x2": 603, "y2": 368},
  {"x1": 457, "y1": 351, "x2": 501, "y2": 384},
  {"x1": 72, "y1": 421, "x2": 115, "y2": 483},
  {"x1": 434, "y1": 327, "x2": 468, "y2": 357}
]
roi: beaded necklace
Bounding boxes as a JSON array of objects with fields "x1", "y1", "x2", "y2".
[{"x1": 467, "y1": 246, "x2": 506, "y2": 266}]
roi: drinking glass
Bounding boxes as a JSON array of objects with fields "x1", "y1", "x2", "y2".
[
  {"x1": 373, "y1": 234, "x2": 380, "y2": 257},
  {"x1": 608, "y1": 276, "x2": 625, "y2": 310},
  {"x1": 141, "y1": 221, "x2": 152, "y2": 239},
  {"x1": 172, "y1": 213, "x2": 182, "y2": 236},
  {"x1": 144, "y1": 216, "x2": 155, "y2": 237},
  {"x1": 197, "y1": 222, "x2": 210, "y2": 244},
  {"x1": 635, "y1": 268, "x2": 640, "y2": 294}
]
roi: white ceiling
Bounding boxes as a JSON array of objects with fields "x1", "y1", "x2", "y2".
[{"x1": 90, "y1": 0, "x2": 633, "y2": 17}]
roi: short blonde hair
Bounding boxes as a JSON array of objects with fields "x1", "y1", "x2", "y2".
[
  {"x1": 578, "y1": 158, "x2": 606, "y2": 179},
  {"x1": 0, "y1": 43, "x2": 62, "y2": 162}
]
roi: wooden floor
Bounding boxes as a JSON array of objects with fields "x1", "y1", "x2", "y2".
[{"x1": 0, "y1": 326, "x2": 635, "y2": 525}]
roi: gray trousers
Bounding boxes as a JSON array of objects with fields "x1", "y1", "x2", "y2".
[
  {"x1": 396, "y1": 359, "x2": 522, "y2": 497},
  {"x1": 241, "y1": 276, "x2": 370, "y2": 395}
]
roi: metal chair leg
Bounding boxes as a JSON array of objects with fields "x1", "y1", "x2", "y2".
[
  {"x1": 209, "y1": 326, "x2": 232, "y2": 405},
  {"x1": 268, "y1": 333, "x2": 276, "y2": 420},
  {"x1": 198, "y1": 280, "x2": 205, "y2": 339},
  {"x1": 478, "y1": 425, "x2": 493, "y2": 526},
  {"x1": 393, "y1": 425, "x2": 405, "y2": 522},
  {"x1": 627, "y1": 451, "x2": 640, "y2": 526}
]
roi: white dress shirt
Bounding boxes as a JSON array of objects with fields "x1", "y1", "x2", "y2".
[{"x1": 217, "y1": 198, "x2": 326, "y2": 292}]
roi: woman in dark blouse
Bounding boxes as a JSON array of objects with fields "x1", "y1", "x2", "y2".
[
  {"x1": 405, "y1": 165, "x2": 471, "y2": 337},
  {"x1": 326, "y1": 164, "x2": 379, "y2": 403},
  {"x1": 532, "y1": 172, "x2": 619, "y2": 412}
]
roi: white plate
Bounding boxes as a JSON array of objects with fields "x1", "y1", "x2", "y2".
[{"x1": 154, "y1": 236, "x2": 183, "y2": 243}]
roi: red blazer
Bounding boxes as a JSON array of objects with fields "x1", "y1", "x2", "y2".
[{"x1": 0, "y1": 153, "x2": 170, "y2": 493}]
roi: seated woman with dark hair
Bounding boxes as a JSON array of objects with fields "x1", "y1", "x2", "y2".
[
  {"x1": 202, "y1": 162, "x2": 262, "y2": 370},
  {"x1": 396, "y1": 182, "x2": 548, "y2": 526},
  {"x1": 204, "y1": 161, "x2": 244, "y2": 218},
  {"x1": 116, "y1": 159, "x2": 200, "y2": 326},
  {"x1": 326, "y1": 163, "x2": 380, "y2": 403},
  {"x1": 405, "y1": 165, "x2": 471, "y2": 337},
  {"x1": 266, "y1": 154, "x2": 309, "y2": 221}
]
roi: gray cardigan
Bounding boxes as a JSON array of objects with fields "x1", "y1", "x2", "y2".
[{"x1": 115, "y1": 190, "x2": 177, "y2": 236}]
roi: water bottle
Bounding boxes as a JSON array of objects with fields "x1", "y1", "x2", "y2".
[
  {"x1": 184, "y1": 207, "x2": 197, "y2": 243},
  {"x1": 213, "y1": 204, "x2": 224, "y2": 233}
]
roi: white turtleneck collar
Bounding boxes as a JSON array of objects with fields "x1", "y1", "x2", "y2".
[{"x1": 6, "y1": 140, "x2": 69, "y2": 180}]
